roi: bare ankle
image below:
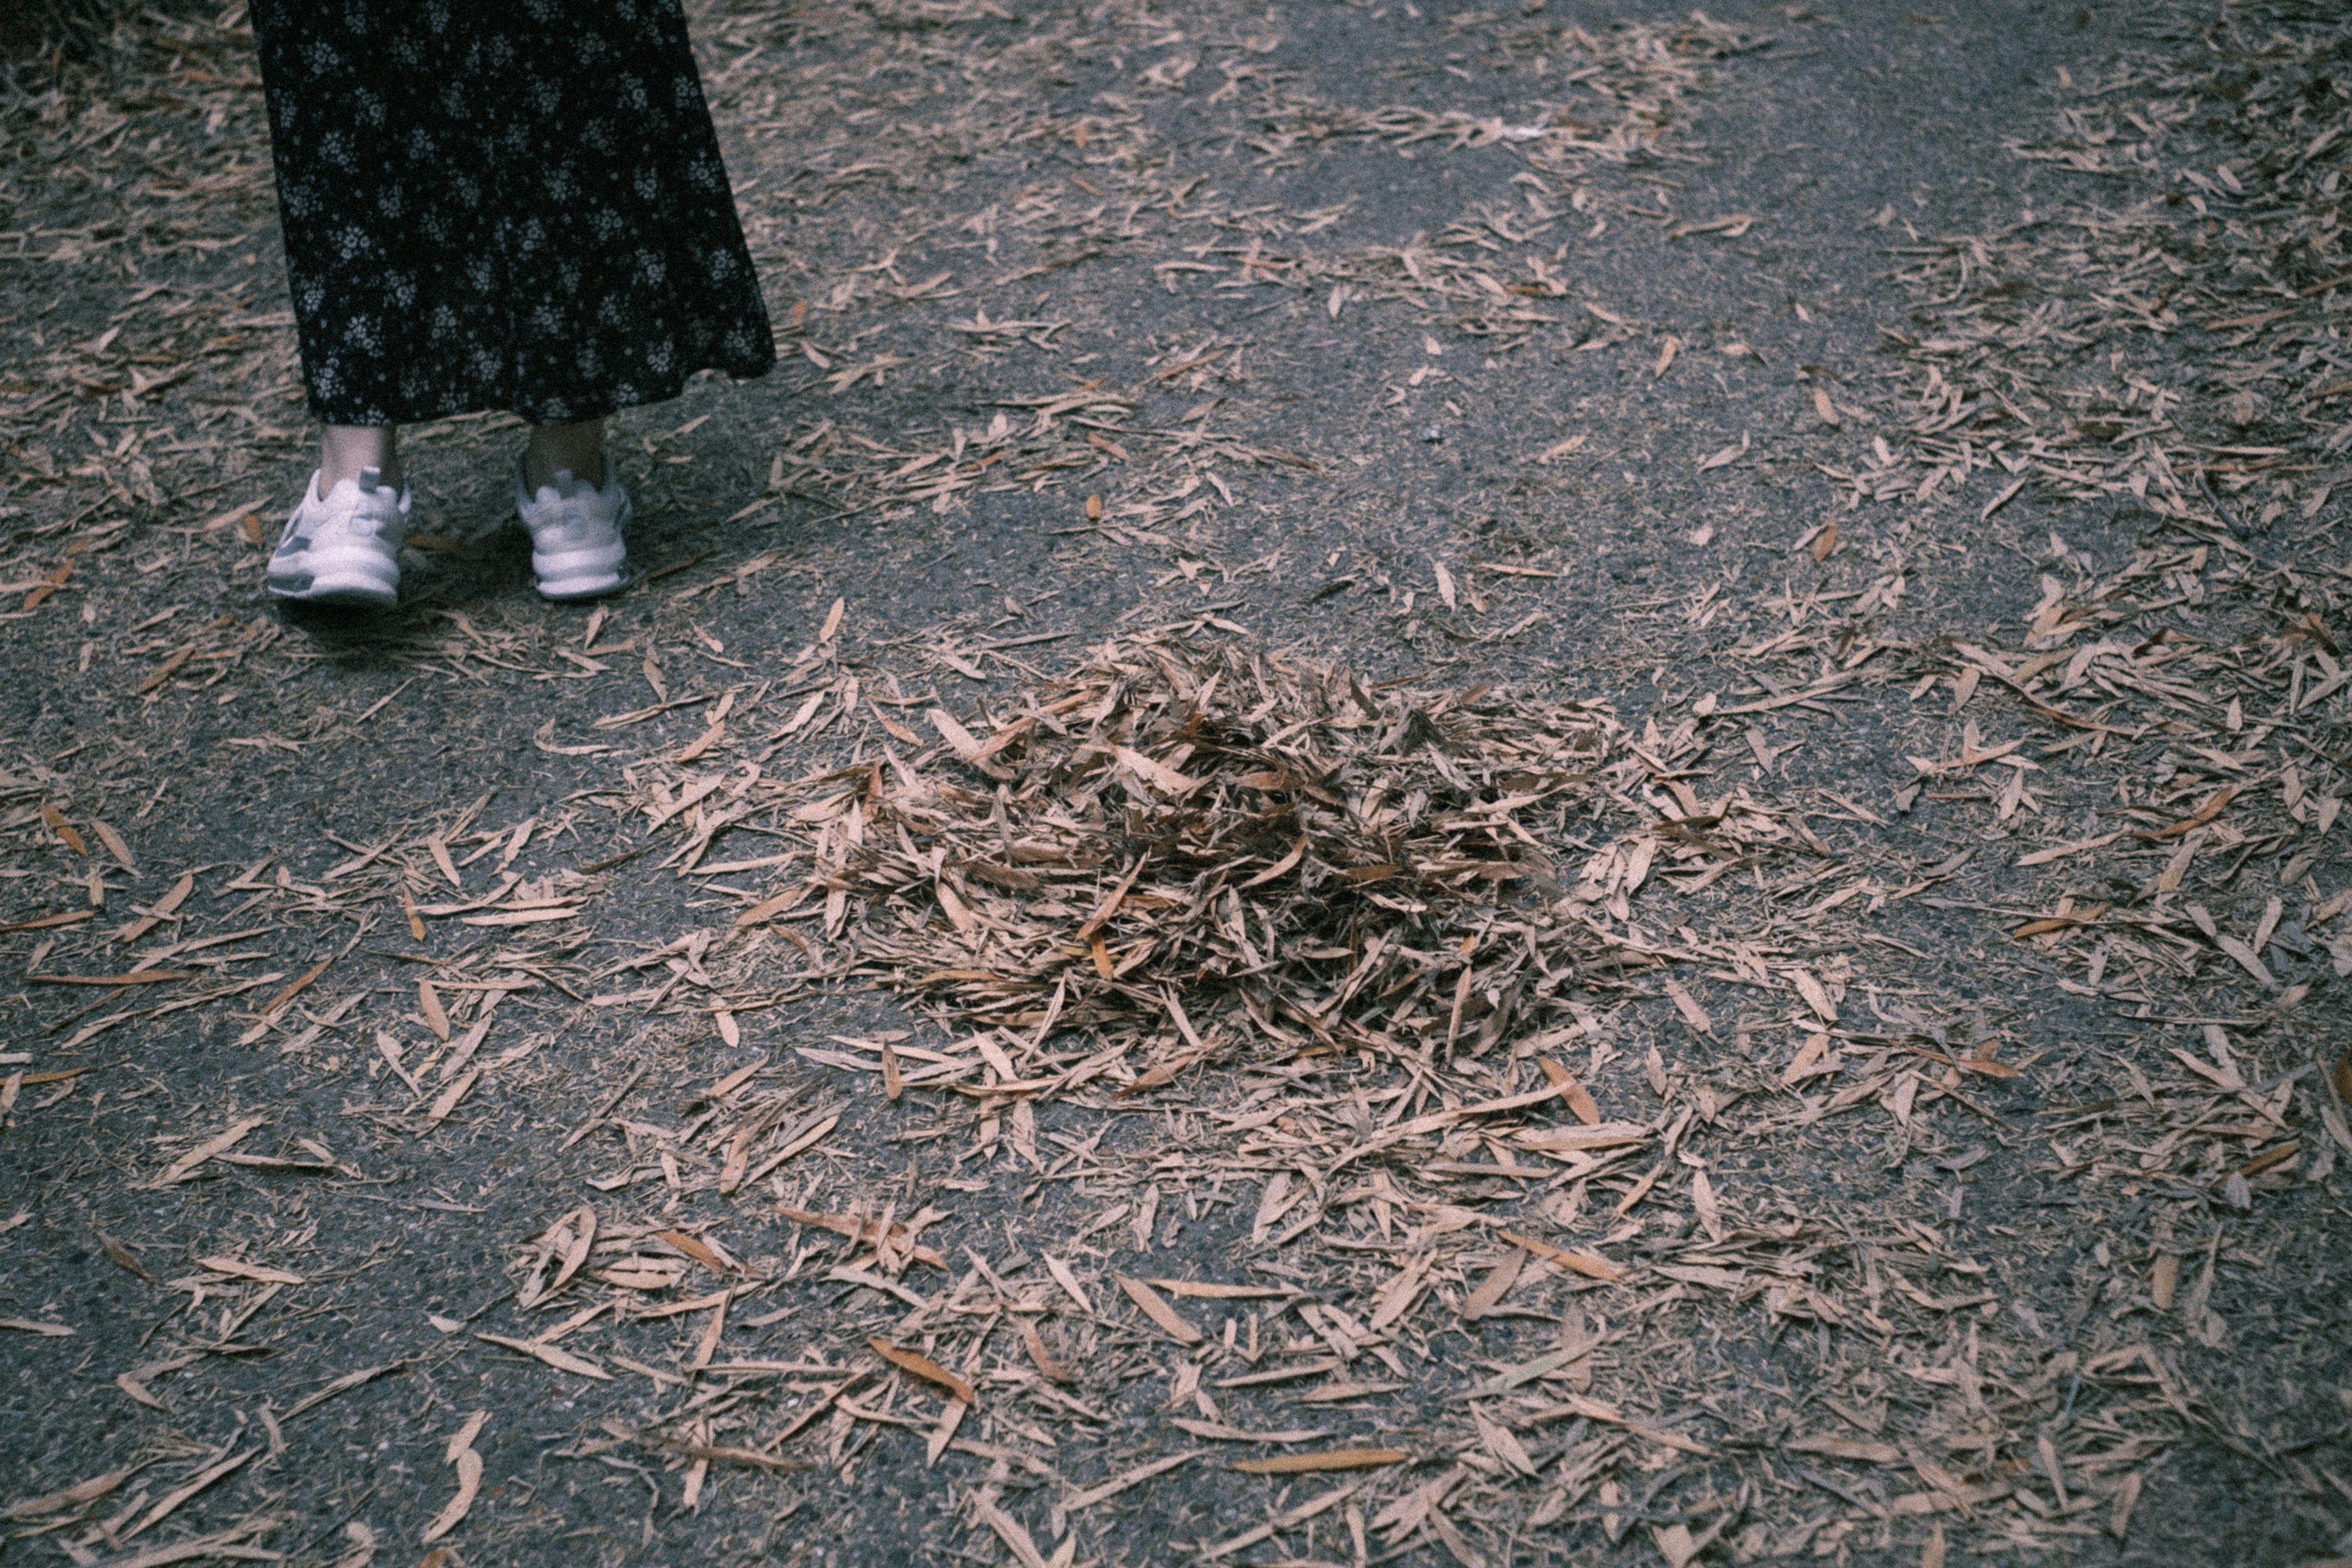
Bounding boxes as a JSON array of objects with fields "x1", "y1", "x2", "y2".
[
  {"x1": 523, "y1": 453, "x2": 602, "y2": 490},
  {"x1": 524, "y1": 420, "x2": 607, "y2": 490},
  {"x1": 320, "y1": 425, "x2": 402, "y2": 492}
]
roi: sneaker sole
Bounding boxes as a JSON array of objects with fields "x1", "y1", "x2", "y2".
[
  {"x1": 529, "y1": 533, "x2": 628, "y2": 602},
  {"x1": 534, "y1": 570, "x2": 628, "y2": 602},
  {"x1": 268, "y1": 573, "x2": 398, "y2": 609},
  {"x1": 268, "y1": 532, "x2": 401, "y2": 608}
]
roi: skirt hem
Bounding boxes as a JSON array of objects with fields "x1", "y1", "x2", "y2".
[{"x1": 301, "y1": 355, "x2": 778, "y2": 429}]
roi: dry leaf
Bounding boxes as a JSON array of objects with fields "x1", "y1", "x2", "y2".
[
  {"x1": 417, "y1": 980, "x2": 449, "y2": 1042},
  {"x1": 4, "y1": 1469, "x2": 128, "y2": 1520},
  {"x1": 42, "y1": 804, "x2": 86, "y2": 854},
  {"x1": 1231, "y1": 1448, "x2": 1408, "y2": 1474},
  {"x1": 474, "y1": 1334, "x2": 611, "y2": 1380},
  {"x1": 1117, "y1": 1275, "x2": 1204, "y2": 1344},
  {"x1": 1461, "y1": 1248, "x2": 1528, "y2": 1322},
  {"x1": 159, "y1": 1115, "x2": 268, "y2": 1185},
  {"x1": 1787, "y1": 1433, "x2": 1902, "y2": 1465},
  {"x1": 1662, "y1": 978, "x2": 1713, "y2": 1034},
  {"x1": 655, "y1": 1229, "x2": 732, "y2": 1272},
  {"x1": 195, "y1": 1256, "x2": 304, "y2": 1285},
  {"x1": 1690, "y1": 1170, "x2": 1723, "y2": 1242},
  {"x1": 869, "y1": 1336, "x2": 976, "y2": 1403},
  {"x1": 1498, "y1": 1230, "x2": 1623, "y2": 1282},
  {"x1": 420, "y1": 1412, "x2": 486, "y2": 1544},
  {"x1": 1019, "y1": 1319, "x2": 1072, "y2": 1382}
]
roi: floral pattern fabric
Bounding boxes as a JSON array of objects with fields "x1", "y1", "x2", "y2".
[{"x1": 249, "y1": 0, "x2": 775, "y2": 427}]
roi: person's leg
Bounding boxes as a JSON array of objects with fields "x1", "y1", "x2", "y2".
[
  {"x1": 319, "y1": 424, "x2": 402, "y2": 494},
  {"x1": 515, "y1": 416, "x2": 627, "y2": 601},
  {"x1": 523, "y1": 420, "x2": 606, "y2": 489},
  {"x1": 270, "y1": 422, "x2": 410, "y2": 608}
]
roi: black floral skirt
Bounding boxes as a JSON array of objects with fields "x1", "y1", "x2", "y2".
[{"x1": 249, "y1": 0, "x2": 775, "y2": 428}]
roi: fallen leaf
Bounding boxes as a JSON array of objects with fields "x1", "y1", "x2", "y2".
[
  {"x1": 474, "y1": 1334, "x2": 611, "y2": 1380},
  {"x1": 1498, "y1": 1230, "x2": 1623, "y2": 1282},
  {"x1": 1116, "y1": 1274, "x2": 1204, "y2": 1343},
  {"x1": 869, "y1": 1337, "x2": 974, "y2": 1403},
  {"x1": 1461, "y1": 1248, "x2": 1528, "y2": 1322},
  {"x1": 194, "y1": 1256, "x2": 304, "y2": 1285},
  {"x1": 421, "y1": 1412, "x2": 486, "y2": 1544},
  {"x1": 159, "y1": 1115, "x2": 268, "y2": 1185},
  {"x1": 1231, "y1": 1447, "x2": 1408, "y2": 1474}
]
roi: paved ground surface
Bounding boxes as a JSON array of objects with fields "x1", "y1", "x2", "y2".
[{"x1": 5, "y1": 1, "x2": 2352, "y2": 1565}]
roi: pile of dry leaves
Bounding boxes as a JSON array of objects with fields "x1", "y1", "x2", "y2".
[{"x1": 9, "y1": 1, "x2": 2352, "y2": 1565}]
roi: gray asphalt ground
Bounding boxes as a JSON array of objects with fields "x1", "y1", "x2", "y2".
[{"x1": 6, "y1": 1, "x2": 2351, "y2": 1565}]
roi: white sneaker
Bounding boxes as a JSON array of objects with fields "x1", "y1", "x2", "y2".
[
  {"x1": 267, "y1": 467, "x2": 409, "y2": 608},
  {"x1": 514, "y1": 456, "x2": 630, "y2": 601}
]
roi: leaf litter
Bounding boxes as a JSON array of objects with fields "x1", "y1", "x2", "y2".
[{"x1": 5, "y1": 0, "x2": 2352, "y2": 1564}]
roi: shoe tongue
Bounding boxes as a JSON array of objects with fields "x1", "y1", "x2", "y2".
[
  {"x1": 551, "y1": 468, "x2": 578, "y2": 497},
  {"x1": 358, "y1": 466, "x2": 381, "y2": 493}
]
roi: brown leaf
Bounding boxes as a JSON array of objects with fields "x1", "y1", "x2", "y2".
[
  {"x1": 1018, "y1": 1318, "x2": 1072, "y2": 1382},
  {"x1": 734, "y1": 882, "x2": 814, "y2": 929},
  {"x1": 96, "y1": 1232, "x2": 153, "y2": 1284},
  {"x1": 778, "y1": 1208, "x2": 946, "y2": 1268},
  {"x1": 929, "y1": 709, "x2": 1014, "y2": 780},
  {"x1": 1117, "y1": 1275, "x2": 1204, "y2": 1343},
  {"x1": 1515, "y1": 1123, "x2": 1649, "y2": 1154},
  {"x1": 1114, "y1": 744, "x2": 1204, "y2": 796},
  {"x1": 655, "y1": 1229, "x2": 732, "y2": 1272},
  {"x1": 0, "y1": 910, "x2": 94, "y2": 934},
  {"x1": 3, "y1": 1468, "x2": 129, "y2": 1520},
  {"x1": 159, "y1": 1115, "x2": 268, "y2": 1185},
  {"x1": 1535, "y1": 1057, "x2": 1602, "y2": 1125},
  {"x1": 195, "y1": 1256, "x2": 304, "y2": 1285},
  {"x1": 89, "y1": 820, "x2": 134, "y2": 870},
  {"x1": 1461, "y1": 1248, "x2": 1527, "y2": 1322},
  {"x1": 1114, "y1": 1050, "x2": 1205, "y2": 1100},
  {"x1": 1173, "y1": 1417, "x2": 1334, "y2": 1442},
  {"x1": 634, "y1": 1430, "x2": 813, "y2": 1472},
  {"x1": 548, "y1": 1207, "x2": 597, "y2": 1298},
  {"x1": 40, "y1": 804, "x2": 85, "y2": 854},
  {"x1": 1498, "y1": 1229, "x2": 1623, "y2": 1282},
  {"x1": 1230, "y1": 1447, "x2": 1408, "y2": 1474},
  {"x1": 255, "y1": 956, "x2": 333, "y2": 1019},
  {"x1": 2136, "y1": 785, "x2": 2234, "y2": 840},
  {"x1": 421, "y1": 1412, "x2": 486, "y2": 1544},
  {"x1": 868, "y1": 1336, "x2": 975, "y2": 1403},
  {"x1": 1238, "y1": 834, "x2": 1308, "y2": 889},
  {"x1": 1662, "y1": 978, "x2": 1713, "y2": 1035},
  {"x1": 417, "y1": 980, "x2": 450, "y2": 1042},
  {"x1": 1366, "y1": 1254, "x2": 1430, "y2": 1332},
  {"x1": 474, "y1": 1334, "x2": 611, "y2": 1380},
  {"x1": 970, "y1": 1496, "x2": 1049, "y2": 1568},
  {"x1": 1787, "y1": 1433, "x2": 1902, "y2": 1465},
  {"x1": 1074, "y1": 855, "x2": 1149, "y2": 941},
  {"x1": 1145, "y1": 1279, "x2": 1291, "y2": 1300},
  {"x1": 2150, "y1": 1253, "x2": 2180, "y2": 1310}
]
